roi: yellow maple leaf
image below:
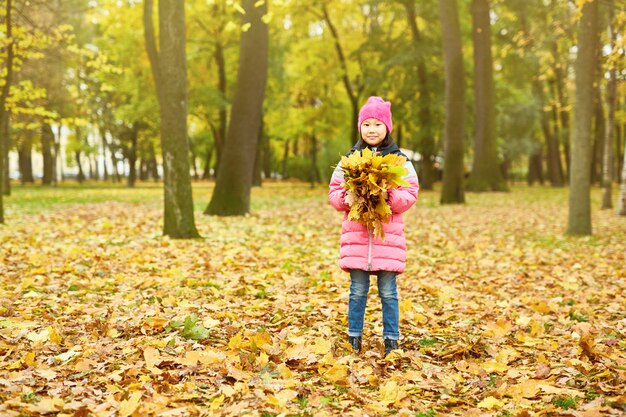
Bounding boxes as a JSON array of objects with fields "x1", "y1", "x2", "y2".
[
  {"x1": 312, "y1": 337, "x2": 332, "y2": 355},
  {"x1": 22, "y1": 351, "x2": 36, "y2": 367},
  {"x1": 118, "y1": 391, "x2": 142, "y2": 417},
  {"x1": 26, "y1": 397, "x2": 65, "y2": 413},
  {"x1": 266, "y1": 389, "x2": 298, "y2": 409},
  {"x1": 379, "y1": 380, "x2": 408, "y2": 406},
  {"x1": 477, "y1": 396, "x2": 505, "y2": 409},
  {"x1": 321, "y1": 362, "x2": 348, "y2": 384}
]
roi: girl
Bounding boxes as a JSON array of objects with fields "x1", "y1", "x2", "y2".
[{"x1": 328, "y1": 96, "x2": 419, "y2": 357}]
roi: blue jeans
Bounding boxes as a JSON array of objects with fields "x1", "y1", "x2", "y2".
[{"x1": 348, "y1": 269, "x2": 399, "y2": 340}]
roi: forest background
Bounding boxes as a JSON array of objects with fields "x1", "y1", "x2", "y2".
[{"x1": 1, "y1": 0, "x2": 626, "y2": 416}]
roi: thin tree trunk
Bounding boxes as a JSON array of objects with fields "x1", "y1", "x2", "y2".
[
  {"x1": 253, "y1": 119, "x2": 263, "y2": 187},
  {"x1": 439, "y1": 0, "x2": 465, "y2": 204},
  {"x1": 100, "y1": 127, "x2": 109, "y2": 181},
  {"x1": 127, "y1": 123, "x2": 138, "y2": 187},
  {"x1": 75, "y1": 151, "x2": 85, "y2": 183},
  {"x1": 553, "y1": 47, "x2": 570, "y2": 181},
  {"x1": 403, "y1": 0, "x2": 435, "y2": 190},
  {"x1": 591, "y1": 80, "x2": 605, "y2": 185},
  {"x1": 322, "y1": 4, "x2": 361, "y2": 144},
  {"x1": 18, "y1": 134, "x2": 34, "y2": 183},
  {"x1": 0, "y1": 0, "x2": 14, "y2": 221},
  {"x1": 310, "y1": 132, "x2": 320, "y2": 188},
  {"x1": 144, "y1": 0, "x2": 199, "y2": 237},
  {"x1": 617, "y1": 136, "x2": 626, "y2": 215},
  {"x1": 188, "y1": 136, "x2": 199, "y2": 181},
  {"x1": 206, "y1": 0, "x2": 268, "y2": 215},
  {"x1": 214, "y1": 41, "x2": 227, "y2": 174},
  {"x1": 602, "y1": 0, "x2": 616, "y2": 209},
  {"x1": 54, "y1": 125, "x2": 61, "y2": 185},
  {"x1": 616, "y1": 124, "x2": 623, "y2": 184},
  {"x1": 467, "y1": 0, "x2": 507, "y2": 192},
  {"x1": 567, "y1": 0, "x2": 599, "y2": 235},
  {"x1": 527, "y1": 144, "x2": 544, "y2": 186},
  {"x1": 107, "y1": 138, "x2": 121, "y2": 183},
  {"x1": 281, "y1": 139, "x2": 290, "y2": 179},
  {"x1": 202, "y1": 144, "x2": 214, "y2": 180},
  {"x1": 41, "y1": 124, "x2": 55, "y2": 185},
  {"x1": 536, "y1": 80, "x2": 564, "y2": 186}
]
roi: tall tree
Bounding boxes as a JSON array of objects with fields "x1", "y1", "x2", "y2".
[
  {"x1": 567, "y1": 0, "x2": 599, "y2": 235},
  {"x1": 466, "y1": 0, "x2": 507, "y2": 192},
  {"x1": 402, "y1": 0, "x2": 436, "y2": 190},
  {"x1": 321, "y1": 3, "x2": 362, "y2": 144},
  {"x1": 206, "y1": 0, "x2": 269, "y2": 215},
  {"x1": 601, "y1": 0, "x2": 616, "y2": 209},
  {"x1": 618, "y1": 141, "x2": 626, "y2": 216},
  {"x1": 438, "y1": 0, "x2": 465, "y2": 204},
  {"x1": 0, "y1": 0, "x2": 14, "y2": 222},
  {"x1": 144, "y1": 0, "x2": 199, "y2": 238}
]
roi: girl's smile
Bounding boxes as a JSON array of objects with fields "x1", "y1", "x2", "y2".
[{"x1": 360, "y1": 118, "x2": 387, "y2": 147}]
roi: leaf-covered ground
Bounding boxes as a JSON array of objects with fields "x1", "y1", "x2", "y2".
[{"x1": 1, "y1": 183, "x2": 625, "y2": 416}]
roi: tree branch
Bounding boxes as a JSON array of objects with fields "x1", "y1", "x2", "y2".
[{"x1": 143, "y1": 0, "x2": 161, "y2": 96}]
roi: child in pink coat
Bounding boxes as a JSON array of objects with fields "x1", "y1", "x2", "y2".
[{"x1": 328, "y1": 96, "x2": 419, "y2": 357}]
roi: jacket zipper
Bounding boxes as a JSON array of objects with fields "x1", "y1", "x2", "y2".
[{"x1": 367, "y1": 231, "x2": 372, "y2": 271}]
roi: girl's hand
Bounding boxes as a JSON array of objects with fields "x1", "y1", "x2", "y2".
[
  {"x1": 381, "y1": 190, "x2": 388, "y2": 201},
  {"x1": 344, "y1": 190, "x2": 356, "y2": 207}
]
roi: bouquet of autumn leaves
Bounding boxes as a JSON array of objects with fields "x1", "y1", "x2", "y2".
[{"x1": 340, "y1": 148, "x2": 409, "y2": 240}]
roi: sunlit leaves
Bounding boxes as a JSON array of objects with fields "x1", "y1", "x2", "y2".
[{"x1": 1, "y1": 183, "x2": 625, "y2": 415}]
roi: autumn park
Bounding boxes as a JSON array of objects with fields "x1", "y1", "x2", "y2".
[{"x1": 1, "y1": 0, "x2": 626, "y2": 416}]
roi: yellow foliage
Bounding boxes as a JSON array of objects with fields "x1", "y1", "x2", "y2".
[{"x1": 340, "y1": 148, "x2": 409, "y2": 239}]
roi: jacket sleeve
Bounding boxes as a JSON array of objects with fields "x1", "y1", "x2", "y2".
[
  {"x1": 388, "y1": 161, "x2": 419, "y2": 214},
  {"x1": 328, "y1": 163, "x2": 350, "y2": 212}
]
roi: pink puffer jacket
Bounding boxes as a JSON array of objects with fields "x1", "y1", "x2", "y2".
[{"x1": 328, "y1": 159, "x2": 419, "y2": 273}]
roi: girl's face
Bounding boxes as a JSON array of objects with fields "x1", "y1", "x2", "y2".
[{"x1": 360, "y1": 118, "x2": 387, "y2": 147}]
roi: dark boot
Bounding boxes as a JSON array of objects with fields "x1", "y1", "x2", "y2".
[
  {"x1": 384, "y1": 338, "x2": 398, "y2": 357},
  {"x1": 348, "y1": 336, "x2": 362, "y2": 353}
]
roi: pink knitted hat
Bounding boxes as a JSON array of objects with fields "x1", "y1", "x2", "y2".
[{"x1": 358, "y1": 96, "x2": 393, "y2": 133}]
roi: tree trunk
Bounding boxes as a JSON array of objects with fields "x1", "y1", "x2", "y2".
[
  {"x1": 100, "y1": 127, "x2": 109, "y2": 181},
  {"x1": 144, "y1": 0, "x2": 199, "y2": 237},
  {"x1": 41, "y1": 124, "x2": 55, "y2": 185},
  {"x1": 75, "y1": 151, "x2": 85, "y2": 183},
  {"x1": 206, "y1": 0, "x2": 268, "y2": 215},
  {"x1": 617, "y1": 136, "x2": 626, "y2": 215},
  {"x1": 202, "y1": 143, "x2": 214, "y2": 180},
  {"x1": 591, "y1": 81, "x2": 605, "y2": 185},
  {"x1": 527, "y1": 144, "x2": 544, "y2": 186},
  {"x1": 467, "y1": 0, "x2": 506, "y2": 192},
  {"x1": 552, "y1": 46, "x2": 570, "y2": 181},
  {"x1": 53, "y1": 125, "x2": 61, "y2": 185},
  {"x1": 616, "y1": 123, "x2": 623, "y2": 184},
  {"x1": 262, "y1": 131, "x2": 272, "y2": 180},
  {"x1": 601, "y1": 0, "x2": 616, "y2": 209},
  {"x1": 0, "y1": 0, "x2": 14, "y2": 221},
  {"x1": 189, "y1": 136, "x2": 199, "y2": 181},
  {"x1": 253, "y1": 120, "x2": 263, "y2": 187},
  {"x1": 108, "y1": 138, "x2": 121, "y2": 183},
  {"x1": 281, "y1": 139, "x2": 290, "y2": 179},
  {"x1": 403, "y1": 0, "x2": 435, "y2": 190},
  {"x1": 322, "y1": 4, "x2": 361, "y2": 144},
  {"x1": 536, "y1": 80, "x2": 564, "y2": 186},
  {"x1": 310, "y1": 132, "x2": 320, "y2": 187},
  {"x1": 567, "y1": 0, "x2": 598, "y2": 235},
  {"x1": 18, "y1": 134, "x2": 34, "y2": 184},
  {"x1": 438, "y1": 0, "x2": 466, "y2": 204},
  {"x1": 127, "y1": 123, "x2": 138, "y2": 187},
  {"x1": 214, "y1": 41, "x2": 227, "y2": 175}
]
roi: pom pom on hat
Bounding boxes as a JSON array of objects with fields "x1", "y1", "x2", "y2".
[{"x1": 358, "y1": 96, "x2": 393, "y2": 133}]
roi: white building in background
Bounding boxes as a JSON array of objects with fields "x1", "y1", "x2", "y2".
[{"x1": 7, "y1": 125, "x2": 128, "y2": 181}]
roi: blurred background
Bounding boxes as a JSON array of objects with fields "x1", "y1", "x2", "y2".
[{"x1": 0, "y1": 0, "x2": 624, "y2": 191}]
